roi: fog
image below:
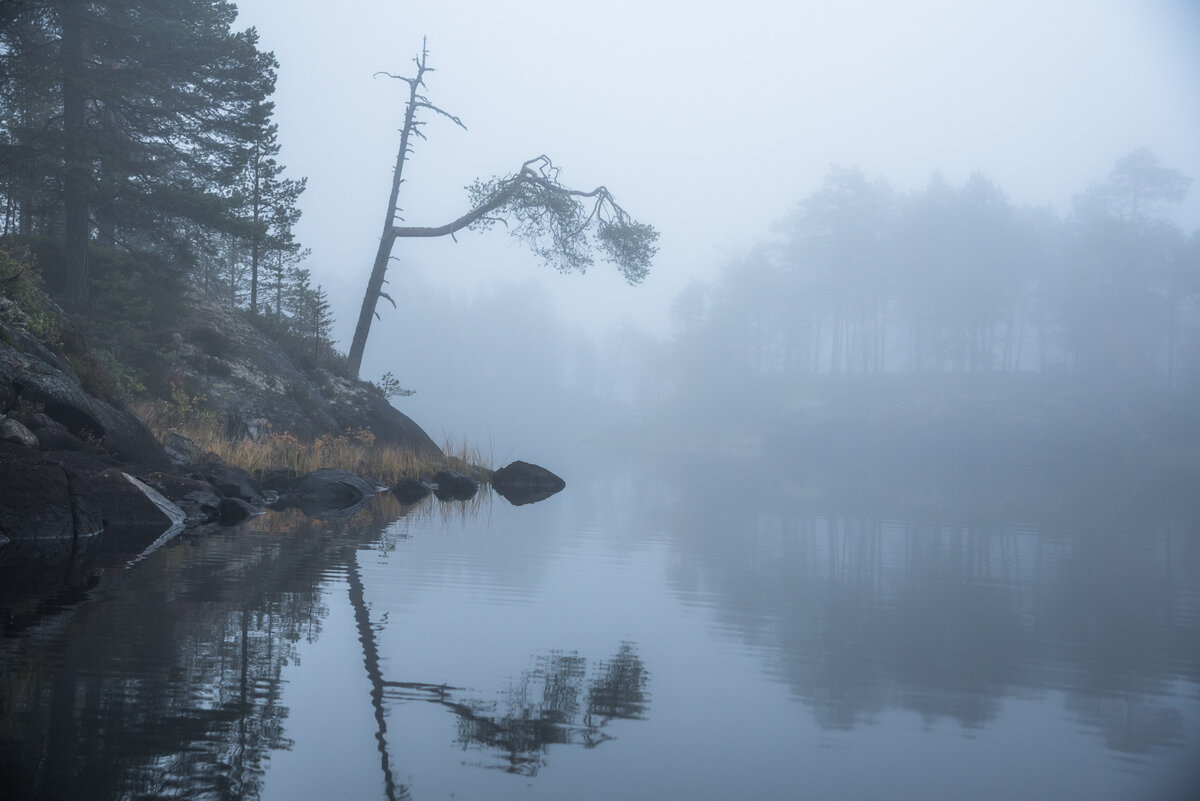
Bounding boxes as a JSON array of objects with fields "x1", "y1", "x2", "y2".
[{"x1": 232, "y1": 0, "x2": 1200, "y2": 455}]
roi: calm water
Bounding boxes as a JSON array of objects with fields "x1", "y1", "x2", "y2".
[{"x1": 2, "y1": 451, "x2": 1199, "y2": 800}]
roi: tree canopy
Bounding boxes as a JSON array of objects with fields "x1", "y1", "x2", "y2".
[
  {"x1": 0, "y1": 0, "x2": 309, "y2": 306},
  {"x1": 1, "y1": 0, "x2": 331, "y2": 362},
  {"x1": 666, "y1": 153, "x2": 1198, "y2": 410}
]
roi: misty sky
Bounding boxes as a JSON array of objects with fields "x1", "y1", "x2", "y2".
[{"x1": 234, "y1": 0, "x2": 1200, "y2": 347}]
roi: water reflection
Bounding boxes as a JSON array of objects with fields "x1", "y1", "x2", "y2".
[
  {"x1": 650, "y1": 453, "x2": 1200, "y2": 758},
  {"x1": 2, "y1": 451, "x2": 1198, "y2": 800},
  {"x1": 0, "y1": 489, "x2": 650, "y2": 800},
  {"x1": 454, "y1": 644, "x2": 648, "y2": 774},
  {"x1": 1, "y1": 497, "x2": 424, "y2": 800},
  {"x1": 371, "y1": 645, "x2": 649, "y2": 776},
  {"x1": 0, "y1": 515, "x2": 328, "y2": 799}
]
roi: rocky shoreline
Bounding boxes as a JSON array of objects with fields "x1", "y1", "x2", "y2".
[
  {"x1": 0, "y1": 411, "x2": 565, "y2": 572},
  {"x1": 1, "y1": 288, "x2": 565, "y2": 607}
]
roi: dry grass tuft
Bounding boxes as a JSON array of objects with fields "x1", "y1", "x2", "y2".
[{"x1": 132, "y1": 398, "x2": 490, "y2": 484}]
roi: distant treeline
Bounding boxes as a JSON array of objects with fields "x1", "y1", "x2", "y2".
[
  {"x1": 0, "y1": 0, "x2": 335, "y2": 358},
  {"x1": 671, "y1": 154, "x2": 1199, "y2": 396}
]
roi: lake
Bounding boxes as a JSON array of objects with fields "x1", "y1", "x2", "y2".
[{"x1": 2, "y1": 449, "x2": 1199, "y2": 800}]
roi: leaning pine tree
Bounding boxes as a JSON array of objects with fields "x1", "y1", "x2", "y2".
[{"x1": 346, "y1": 39, "x2": 658, "y2": 377}]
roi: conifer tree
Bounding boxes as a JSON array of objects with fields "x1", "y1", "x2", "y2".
[
  {"x1": 236, "y1": 98, "x2": 306, "y2": 315},
  {"x1": 0, "y1": 0, "x2": 285, "y2": 304}
]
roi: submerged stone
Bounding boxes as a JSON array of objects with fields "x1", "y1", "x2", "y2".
[
  {"x1": 432, "y1": 469, "x2": 478, "y2": 501},
  {"x1": 392, "y1": 476, "x2": 433, "y2": 505}
]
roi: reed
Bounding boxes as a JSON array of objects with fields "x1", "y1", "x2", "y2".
[{"x1": 132, "y1": 399, "x2": 490, "y2": 484}]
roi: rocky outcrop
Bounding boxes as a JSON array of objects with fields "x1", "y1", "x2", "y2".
[
  {"x1": 0, "y1": 322, "x2": 168, "y2": 468},
  {"x1": 168, "y1": 292, "x2": 439, "y2": 454},
  {"x1": 0, "y1": 444, "x2": 191, "y2": 571},
  {"x1": 491, "y1": 461, "x2": 566, "y2": 506}
]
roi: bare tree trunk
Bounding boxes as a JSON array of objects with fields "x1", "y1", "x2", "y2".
[{"x1": 347, "y1": 49, "x2": 429, "y2": 377}]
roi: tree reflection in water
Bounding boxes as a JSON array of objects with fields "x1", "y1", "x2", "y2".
[
  {"x1": 0, "y1": 494, "x2": 514, "y2": 801},
  {"x1": 647, "y1": 449, "x2": 1200, "y2": 756},
  {"x1": 368, "y1": 645, "x2": 649, "y2": 777},
  {"x1": 0, "y1": 488, "x2": 653, "y2": 800},
  {"x1": 346, "y1": 523, "x2": 650, "y2": 782}
]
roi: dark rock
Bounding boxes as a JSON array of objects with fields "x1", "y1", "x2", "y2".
[
  {"x1": 163, "y1": 431, "x2": 203, "y2": 467},
  {"x1": 27, "y1": 412, "x2": 58, "y2": 429},
  {"x1": 255, "y1": 467, "x2": 301, "y2": 494},
  {"x1": 32, "y1": 422, "x2": 82, "y2": 451},
  {"x1": 286, "y1": 468, "x2": 380, "y2": 518},
  {"x1": 433, "y1": 469, "x2": 479, "y2": 501},
  {"x1": 491, "y1": 461, "x2": 566, "y2": 506},
  {"x1": 1, "y1": 417, "x2": 37, "y2": 447},
  {"x1": 188, "y1": 460, "x2": 264, "y2": 505},
  {"x1": 1, "y1": 322, "x2": 74, "y2": 376},
  {"x1": 0, "y1": 333, "x2": 168, "y2": 468},
  {"x1": 82, "y1": 468, "x2": 184, "y2": 532},
  {"x1": 0, "y1": 443, "x2": 101, "y2": 555},
  {"x1": 145, "y1": 472, "x2": 224, "y2": 526},
  {"x1": 392, "y1": 476, "x2": 433, "y2": 505},
  {"x1": 145, "y1": 471, "x2": 211, "y2": 500},
  {"x1": 218, "y1": 497, "x2": 264, "y2": 526},
  {"x1": 179, "y1": 491, "x2": 223, "y2": 525}
]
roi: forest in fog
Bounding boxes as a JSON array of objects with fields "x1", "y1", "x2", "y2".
[
  {"x1": 3, "y1": 0, "x2": 1197, "y2": 462},
  {"x1": 382, "y1": 151, "x2": 1200, "y2": 458},
  {"x1": 676, "y1": 153, "x2": 1195, "y2": 386}
]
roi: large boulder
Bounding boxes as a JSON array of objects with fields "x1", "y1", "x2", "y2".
[
  {"x1": 491, "y1": 461, "x2": 566, "y2": 506},
  {"x1": 284, "y1": 468, "x2": 381, "y2": 518},
  {"x1": 0, "y1": 444, "x2": 104, "y2": 597},
  {"x1": 0, "y1": 446, "x2": 188, "y2": 570},
  {"x1": 187, "y1": 460, "x2": 264, "y2": 505}
]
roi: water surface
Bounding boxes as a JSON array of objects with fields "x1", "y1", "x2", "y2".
[{"x1": 2, "y1": 452, "x2": 1198, "y2": 800}]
